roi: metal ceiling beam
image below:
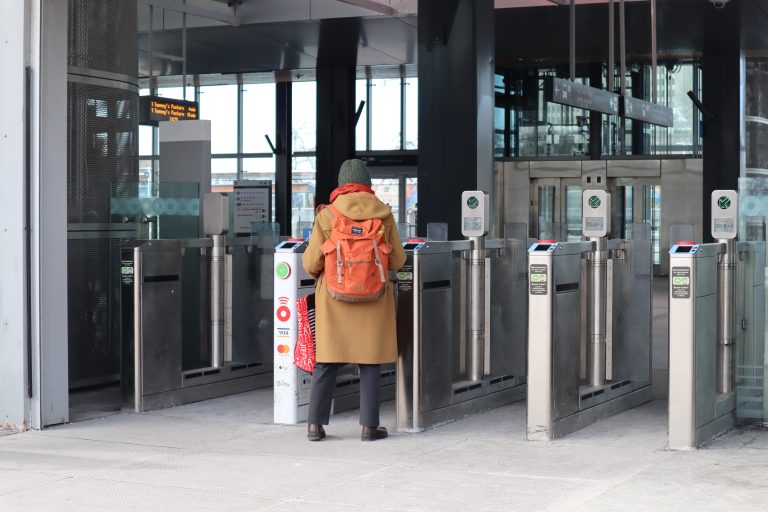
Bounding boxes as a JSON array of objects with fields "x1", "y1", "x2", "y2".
[
  {"x1": 138, "y1": 0, "x2": 242, "y2": 26},
  {"x1": 336, "y1": 0, "x2": 398, "y2": 16}
]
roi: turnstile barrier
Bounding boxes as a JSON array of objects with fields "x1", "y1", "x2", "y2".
[
  {"x1": 396, "y1": 237, "x2": 528, "y2": 432},
  {"x1": 668, "y1": 240, "x2": 765, "y2": 449},
  {"x1": 526, "y1": 221, "x2": 653, "y2": 440},
  {"x1": 121, "y1": 237, "x2": 275, "y2": 413}
]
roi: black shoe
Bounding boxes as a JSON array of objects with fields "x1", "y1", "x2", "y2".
[
  {"x1": 361, "y1": 426, "x2": 388, "y2": 442},
  {"x1": 307, "y1": 424, "x2": 326, "y2": 441}
]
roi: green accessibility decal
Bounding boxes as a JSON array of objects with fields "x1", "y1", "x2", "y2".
[
  {"x1": 467, "y1": 196, "x2": 479, "y2": 209},
  {"x1": 717, "y1": 196, "x2": 731, "y2": 210},
  {"x1": 588, "y1": 195, "x2": 601, "y2": 209}
]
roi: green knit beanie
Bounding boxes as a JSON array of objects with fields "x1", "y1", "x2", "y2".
[{"x1": 338, "y1": 159, "x2": 372, "y2": 187}]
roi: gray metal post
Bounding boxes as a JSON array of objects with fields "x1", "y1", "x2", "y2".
[
  {"x1": 211, "y1": 234, "x2": 226, "y2": 368},
  {"x1": 587, "y1": 237, "x2": 608, "y2": 387},
  {"x1": 716, "y1": 239, "x2": 736, "y2": 394},
  {"x1": 469, "y1": 236, "x2": 486, "y2": 381}
]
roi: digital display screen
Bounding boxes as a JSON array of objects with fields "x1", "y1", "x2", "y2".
[
  {"x1": 675, "y1": 246, "x2": 693, "y2": 253},
  {"x1": 714, "y1": 218, "x2": 735, "y2": 233},
  {"x1": 585, "y1": 217, "x2": 604, "y2": 231},
  {"x1": 281, "y1": 242, "x2": 297, "y2": 249},
  {"x1": 463, "y1": 217, "x2": 482, "y2": 232},
  {"x1": 139, "y1": 95, "x2": 199, "y2": 126},
  {"x1": 536, "y1": 244, "x2": 552, "y2": 251},
  {"x1": 403, "y1": 243, "x2": 420, "y2": 251}
]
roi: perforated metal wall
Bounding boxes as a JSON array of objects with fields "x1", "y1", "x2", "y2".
[
  {"x1": 68, "y1": 0, "x2": 138, "y2": 77},
  {"x1": 67, "y1": 0, "x2": 138, "y2": 388},
  {"x1": 67, "y1": 82, "x2": 138, "y2": 222}
]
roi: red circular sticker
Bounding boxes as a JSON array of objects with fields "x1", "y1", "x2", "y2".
[{"x1": 276, "y1": 306, "x2": 291, "y2": 322}]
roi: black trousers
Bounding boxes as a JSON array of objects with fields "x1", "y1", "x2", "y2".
[{"x1": 308, "y1": 363, "x2": 381, "y2": 427}]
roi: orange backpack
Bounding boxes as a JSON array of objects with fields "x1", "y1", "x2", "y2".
[{"x1": 320, "y1": 204, "x2": 391, "y2": 302}]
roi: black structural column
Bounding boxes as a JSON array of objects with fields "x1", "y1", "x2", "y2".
[
  {"x1": 315, "y1": 18, "x2": 360, "y2": 206},
  {"x1": 702, "y1": 49, "x2": 743, "y2": 241},
  {"x1": 275, "y1": 82, "x2": 292, "y2": 236},
  {"x1": 417, "y1": 0, "x2": 495, "y2": 239}
]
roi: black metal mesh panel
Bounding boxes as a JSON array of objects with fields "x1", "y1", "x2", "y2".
[
  {"x1": 67, "y1": 237, "x2": 122, "y2": 387},
  {"x1": 67, "y1": 0, "x2": 138, "y2": 389},
  {"x1": 68, "y1": 0, "x2": 138, "y2": 77},
  {"x1": 67, "y1": 81, "x2": 138, "y2": 222}
]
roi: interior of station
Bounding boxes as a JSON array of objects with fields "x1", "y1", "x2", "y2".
[{"x1": 4, "y1": 0, "x2": 768, "y2": 486}]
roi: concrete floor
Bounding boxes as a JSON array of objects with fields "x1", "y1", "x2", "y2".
[
  {"x1": 2, "y1": 277, "x2": 768, "y2": 510},
  {"x1": 2, "y1": 390, "x2": 768, "y2": 511}
]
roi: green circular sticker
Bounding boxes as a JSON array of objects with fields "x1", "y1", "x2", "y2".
[
  {"x1": 467, "y1": 196, "x2": 479, "y2": 209},
  {"x1": 717, "y1": 196, "x2": 731, "y2": 210},
  {"x1": 588, "y1": 195, "x2": 602, "y2": 209},
  {"x1": 275, "y1": 262, "x2": 291, "y2": 280}
]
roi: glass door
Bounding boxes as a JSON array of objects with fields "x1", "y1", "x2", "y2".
[{"x1": 530, "y1": 178, "x2": 582, "y2": 241}]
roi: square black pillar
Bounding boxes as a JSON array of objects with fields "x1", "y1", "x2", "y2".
[
  {"x1": 315, "y1": 18, "x2": 360, "y2": 206},
  {"x1": 702, "y1": 50, "x2": 744, "y2": 241},
  {"x1": 417, "y1": 0, "x2": 495, "y2": 239}
]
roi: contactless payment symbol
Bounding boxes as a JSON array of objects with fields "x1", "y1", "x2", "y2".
[
  {"x1": 467, "y1": 196, "x2": 479, "y2": 209},
  {"x1": 717, "y1": 196, "x2": 731, "y2": 210},
  {"x1": 588, "y1": 195, "x2": 601, "y2": 209},
  {"x1": 275, "y1": 262, "x2": 291, "y2": 280},
  {"x1": 276, "y1": 297, "x2": 291, "y2": 322}
]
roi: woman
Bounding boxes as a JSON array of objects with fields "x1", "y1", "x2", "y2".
[{"x1": 302, "y1": 159, "x2": 406, "y2": 442}]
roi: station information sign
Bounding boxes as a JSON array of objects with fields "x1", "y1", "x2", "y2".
[
  {"x1": 139, "y1": 95, "x2": 199, "y2": 126},
  {"x1": 545, "y1": 77, "x2": 620, "y2": 116}
]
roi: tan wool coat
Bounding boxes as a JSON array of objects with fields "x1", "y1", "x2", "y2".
[{"x1": 302, "y1": 192, "x2": 407, "y2": 364}]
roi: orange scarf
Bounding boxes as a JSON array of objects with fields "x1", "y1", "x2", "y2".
[{"x1": 329, "y1": 183, "x2": 374, "y2": 203}]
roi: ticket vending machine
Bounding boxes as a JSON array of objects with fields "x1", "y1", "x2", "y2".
[
  {"x1": 668, "y1": 190, "x2": 766, "y2": 449},
  {"x1": 527, "y1": 190, "x2": 653, "y2": 440}
]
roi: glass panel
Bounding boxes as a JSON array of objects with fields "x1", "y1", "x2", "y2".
[
  {"x1": 292, "y1": 156, "x2": 316, "y2": 238},
  {"x1": 406, "y1": 177, "x2": 418, "y2": 238},
  {"x1": 211, "y1": 157, "x2": 237, "y2": 189},
  {"x1": 139, "y1": 159, "x2": 154, "y2": 198},
  {"x1": 199, "y1": 85, "x2": 238, "y2": 154},
  {"x1": 643, "y1": 185, "x2": 661, "y2": 265},
  {"x1": 292, "y1": 81, "x2": 316, "y2": 152},
  {"x1": 404, "y1": 77, "x2": 418, "y2": 150},
  {"x1": 737, "y1": 177, "x2": 768, "y2": 420},
  {"x1": 242, "y1": 83, "x2": 276, "y2": 154},
  {"x1": 537, "y1": 186, "x2": 556, "y2": 240},
  {"x1": 158, "y1": 87, "x2": 188, "y2": 101},
  {"x1": 355, "y1": 79, "x2": 368, "y2": 152},
  {"x1": 371, "y1": 178, "x2": 400, "y2": 222},
  {"x1": 494, "y1": 106, "x2": 505, "y2": 158},
  {"x1": 564, "y1": 186, "x2": 582, "y2": 241},
  {"x1": 139, "y1": 125, "x2": 154, "y2": 156},
  {"x1": 613, "y1": 186, "x2": 634, "y2": 239},
  {"x1": 371, "y1": 78, "x2": 402, "y2": 150}
]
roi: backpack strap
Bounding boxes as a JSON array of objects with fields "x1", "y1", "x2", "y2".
[
  {"x1": 326, "y1": 204, "x2": 341, "y2": 220},
  {"x1": 371, "y1": 239, "x2": 386, "y2": 283},
  {"x1": 326, "y1": 204, "x2": 344, "y2": 286}
]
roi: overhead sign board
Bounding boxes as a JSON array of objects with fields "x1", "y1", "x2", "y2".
[
  {"x1": 544, "y1": 77, "x2": 619, "y2": 116},
  {"x1": 620, "y1": 96, "x2": 674, "y2": 128},
  {"x1": 139, "y1": 95, "x2": 199, "y2": 126}
]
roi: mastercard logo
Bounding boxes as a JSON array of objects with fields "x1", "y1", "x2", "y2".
[{"x1": 277, "y1": 344, "x2": 291, "y2": 354}]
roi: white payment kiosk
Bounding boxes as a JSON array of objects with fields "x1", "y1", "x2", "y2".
[{"x1": 273, "y1": 240, "x2": 315, "y2": 424}]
